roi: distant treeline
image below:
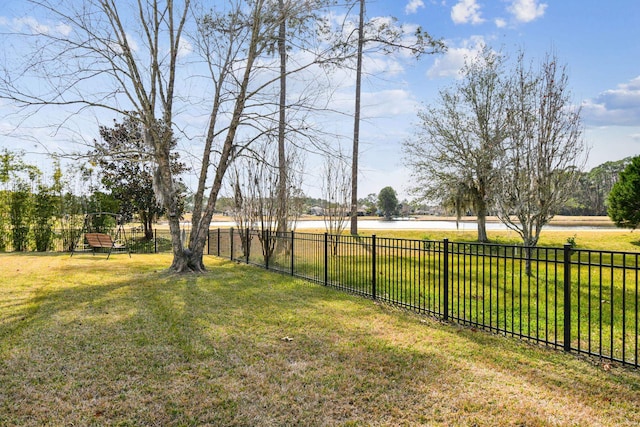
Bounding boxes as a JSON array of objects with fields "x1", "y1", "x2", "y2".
[
  {"x1": 211, "y1": 158, "x2": 633, "y2": 217},
  {"x1": 559, "y1": 157, "x2": 632, "y2": 216}
]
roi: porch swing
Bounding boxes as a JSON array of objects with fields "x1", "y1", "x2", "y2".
[{"x1": 71, "y1": 212, "x2": 131, "y2": 259}]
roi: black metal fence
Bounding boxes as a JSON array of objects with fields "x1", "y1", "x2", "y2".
[{"x1": 208, "y1": 228, "x2": 639, "y2": 368}]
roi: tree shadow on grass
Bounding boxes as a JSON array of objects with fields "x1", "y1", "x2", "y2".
[{"x1": 2, "y1": 254, "x2": 640, "y2": 426}]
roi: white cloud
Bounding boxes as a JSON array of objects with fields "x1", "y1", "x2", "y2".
[
  {"x1": 405, "y1": 0, "x2": 425, "y2": 15},
  {"x1": 126, "y1": 34, "x2": 140, "y2": 52},
  {"x1": 584, "y1": 126, "x2": 640, "y2": 170},
  {"x1": 362, "y1": 89, "x2": 419, "y2": 118},
  {"x1": 330, "y1": 88, "x2": 417, "y2": 119},
  {"x1": 582, "y1": 76, "x2": 640, "y2": 126},
  {"x1": 365, "y1": 54, "x2": 405, "y2": 76},
  {"x1": 13, "y1": 16, "x2": 50, "y2": 34},
  {"x1": 5, "y1": 16, "x2": 72, "y2": 37},
  {"x1": 451, "y1": 0, "x2": 484, "y2": 25},
  {"x1": 55, "y1": 23, "x2": 72, "y2": 37},
  {"x1": 507, "y1": 0, "x2": 547, "y2": 23},
  {"x1": 178, "y1": 38, "x2": 193, "y2": 58},
  {"x1": 495, "y1": 18, "x2": 507, "y2": 28},
  {"x1": 427, "y1": 36, "x2": 486, "y2": 78}
]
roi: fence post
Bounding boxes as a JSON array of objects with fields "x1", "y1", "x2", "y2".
[
  {"x1": 372, "y1": 235, "x2": 377, "y2": 300},
  {"x1": 443, "y1": 238, "x2": 449, "y2": 321},
  {"x1": 265, "y1": 229, "x2": 270, "y2": 270},
  {"x1": 246, "y1": 227, "x2": 250, "y2": 264},
  {"x1": 324, "y1": 232, "x2": 328, "y2": 286},
  {"x1": 217, "y1": 228, "x2": 221, "y2": 257},
  {"x1": 154, "y1": 229, "x2": 157, "y2": 253},
  {"x1": 563, "y1": 244, "x2": 572, "y2": 352},
  {"x1": 207, "y1": 228, "x2": 210, "y2": 255},
  {"x1": 290, "y1": 230, "x2": 295, "y2": 276},
  {"x1": 230, "y1": 228, "x2": 234, "y2": 261}
]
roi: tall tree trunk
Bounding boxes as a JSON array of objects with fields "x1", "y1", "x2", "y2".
[
  {"x1": 476, "y1": 197, "x2": 489, "y2": 243},
  {"x1": 142, "y1": 211, "x2": 154, "y2": 241},
  {"x1": 350, "y1": 0, "x2": 364, "y2": 236},
  {"x1": 184, "y1": 0, "x2": 266, "y2": 273},
  {"x1": 151, "y1": 129, "x2": 201, "y2": 272},
  {"x1": 477, "y1": 210, "x2": 488, "y2": 243},
  {"x1": 276, "y1": 0, "x2": 288, "y2": 237},
  {"x1": 523, "y1": 225, "x2": 534, "y2": 276}
]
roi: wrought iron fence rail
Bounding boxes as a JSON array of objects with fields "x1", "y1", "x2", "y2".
[{"x1": 208, "y1": 228, "x2": 639, "y2": 368}]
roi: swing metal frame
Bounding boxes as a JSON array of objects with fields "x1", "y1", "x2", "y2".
[{"x1": 70, "y1": 212, "x2": 131, "y2": 259}]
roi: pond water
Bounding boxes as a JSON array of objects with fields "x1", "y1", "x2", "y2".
[{"x1": 206, "y1": 219, "x2": 615, "y2": 232}]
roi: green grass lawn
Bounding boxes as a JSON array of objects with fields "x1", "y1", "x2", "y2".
[
  {"x1": 1, "y1": 253, "x2": 639, "y2": 426},
  {"x1": 330, "y1": 228, "x2": 640, "y2": 253}
]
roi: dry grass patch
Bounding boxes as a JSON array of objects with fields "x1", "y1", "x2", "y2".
[{"x1": 0, "y1": 253, "x2": 638, "y2": 426}]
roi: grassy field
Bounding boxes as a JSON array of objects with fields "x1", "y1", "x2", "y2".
[
  {"x1": 1, "y1": 253, "x2": 639, "y2": 426},
  {"x1": 311, "y1": 227, "x2": 640, "y2": 253}
]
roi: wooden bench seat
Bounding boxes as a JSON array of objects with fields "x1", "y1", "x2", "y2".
[
  {"x1": 85, "y1": 233, "x2": 115, "y2": 248},
  {"x1": 84, "y1": 232, "x2": 129, "y2": 259}
]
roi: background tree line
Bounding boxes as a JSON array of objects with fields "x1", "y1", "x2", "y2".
[
  {"x1": 562, "y1": 158, "x2": 632, "y2": 216},
  {"x1": 0, "y1": 149, "x2": 122, "y2": 252},
  {"x1": 1, "y1": 143, "x2": 630, "y2": 251}
]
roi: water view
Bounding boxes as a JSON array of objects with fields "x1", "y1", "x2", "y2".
[{"x1": 207, "y1": 218, "x2": 617, "y2": 232}]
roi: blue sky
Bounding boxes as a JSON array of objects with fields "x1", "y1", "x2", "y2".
[
  {"x1": 1, "y1": 0, "x2": 639, "y2": 200},
  {"x1": 349, "y1": 0, "x2": 640, "y2": 199}
]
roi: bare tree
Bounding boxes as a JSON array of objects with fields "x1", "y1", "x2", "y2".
[
  {"x1": 231, "y1": 140, "x2": 304, "y2": 263},
  {"x1": 496, "y1": 52, "x2": 586, "y2": 251},
  {"x1": 0, "y1": 0, "x2": 331, "y2": 272},
  {"x1": 231, "y1": 154, "x2": 278, "y2": 264},
  {"x1": 0, "y1": 0, "x2": 437, "y2": 270},
  {"x1": 321, "y1": 151, "x2": 351, "y2": 255},
  {"x1": 403, "y1": 47, "x2": 507, "y2": 242},
  {"x1": 183, "y1": 0, "x2": 293, "y2": 272},
  {"x1": 271, "y1": 0, "x2": 351, "y2": 239},
  {"x1": 185, "y1": 0, "x2": 343, "y2": 271}
]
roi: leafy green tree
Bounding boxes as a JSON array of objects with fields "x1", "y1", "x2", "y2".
[
  {"x1": 0, "y1": 151, "x2": 13, "y2": 250},
  {"x1": 358, "y1": 193, "x2": 378, "y2": 215},
  {"x1": 566, "y1": 158, "x2": 631, "y2": 215},
  {"x1": 378, "y1": 186, "x2": 398, "y2": 220},
  {"x1": 33, "y1": 183, "x2": 56, "y2": 252},
  {"x1": 10, "y1": 183, "x2": 32, "y2": 251},
  {"x1": 0, "y1": 149, "x2": 41, "y2": 251},
  {"x1": 29, "y1": 159, "x2": 65, "y2": 252},
  {"x1": 85, "y1": 192, "x2": 121, "y2": 232},
  {"x1": 608, "y1": 156, "x2": 640, "y2": 229},
  {"x1": 92, "y1": 116, "x2": 185, "y2": 240}
]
